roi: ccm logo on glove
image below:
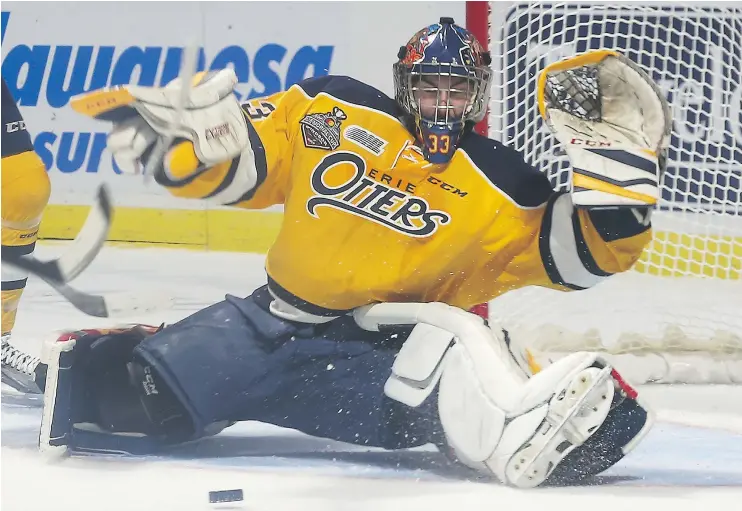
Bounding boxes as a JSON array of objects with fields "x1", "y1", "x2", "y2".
[
  {"x1": 205, "y1": 123, "x2": 231, "y2": 141},
  {"x1": 569, "y1": 138, "x2": 612, "y2": 147}
]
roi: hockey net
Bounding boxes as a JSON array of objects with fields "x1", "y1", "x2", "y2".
[{"x1": 469, "y1": 2, "x2": 742, "y2": 384}]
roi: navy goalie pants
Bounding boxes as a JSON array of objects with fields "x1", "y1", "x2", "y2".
[{"x1": 132, "y1": 285, "x2": 445, "y2": 450}]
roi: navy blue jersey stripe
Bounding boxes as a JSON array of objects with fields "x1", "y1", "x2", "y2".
[{"x1": 267, "y1": 276, "x2": 353, "y2": 317}]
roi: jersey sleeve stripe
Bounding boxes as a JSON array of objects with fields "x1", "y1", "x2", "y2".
[
  {"x1": 539, "y1": 193, "x2": 611, "y2": 290},
  {"x1": 225, "y1": 118, "x2": 269, "y2": 206},
  {"x1": 586, "y1": 208, "x2": 652, "y2": 243},
  {"x1": 295, "y1": 76, "x2": 402, "y2": 121},
  {"x1": 456, "y1": 134, "x2": 554, "y2": 209},
  {"x1": 458, "y1": 150, "x2": 550, "y2": 210},
  {"x1": 1, "y1": 278, "x2": 28, "y2": 291},
  {"x1": 1, "y1": 242, "x2": 36, "y2": 258},
  {"x1": 538, "y1": 194, "x2": 581, "y2": 290},
  {"x1": 1, "y1": 242, "x2": 36, "y2": 287},
  {"x1": 154, "y1": 154, "x2": 211, "y2": 189},
  {"x1": 571, "y1": 211, "x2": 614, "y2": 277},
  {"x1": 267, "y1": 276, "x2": 354, "y2": 317},
  {"x1": 203, "y1": 155, "x2": 240, "y2": 200}
]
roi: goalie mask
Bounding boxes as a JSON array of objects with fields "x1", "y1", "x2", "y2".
[{"x1": 394, "y1": 17, "x2": 493, "y2": 164}]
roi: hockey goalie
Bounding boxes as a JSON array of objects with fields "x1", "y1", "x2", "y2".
[{"x1": 32, "y1": 18, "x2": 670, "y2": 488}]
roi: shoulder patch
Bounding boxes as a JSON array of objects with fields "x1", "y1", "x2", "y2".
[
  {"x1": 296, "y1": 76, "x2": 402, "y2": 119},
  {"x1": 299, "y1": 106, "x2": 347, "y2": 151},
  {"x1": 459, "y1": 133, "x2": 554, "y2": 208}
]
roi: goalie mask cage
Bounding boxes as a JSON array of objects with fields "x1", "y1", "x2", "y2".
[{"x1": 465, "y1": 2, "x2": 742, "y2": 384}]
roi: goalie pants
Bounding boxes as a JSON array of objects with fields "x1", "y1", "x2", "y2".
[{"x1": 132, "y1": 285, "x2": 446, "y2": 449}]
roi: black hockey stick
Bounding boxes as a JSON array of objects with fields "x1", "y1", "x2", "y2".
[
  {"x1": 2, "y1": 184, "x2": 170, "y2": 318},
  {"x1": 3, "y1": 184, "x2": 113, "y2": 285},
  {"x1": 2, "y1": 184, "x2": 114, "y2": 317}
]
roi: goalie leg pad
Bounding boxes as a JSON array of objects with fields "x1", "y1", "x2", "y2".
[
  {"x1": 39, "y1": 325, "x2": 188, "y2": 456},
  {"x1": 435, "y1": 345, "x2": 651, "y2": 488},
  {"x1": 39, "y1": 338, "x2": 76, "y2": 455}
]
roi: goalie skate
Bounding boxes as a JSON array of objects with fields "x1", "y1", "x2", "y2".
[{"x1": 503, "y1": 363, "x2": 650, "y2": 488}]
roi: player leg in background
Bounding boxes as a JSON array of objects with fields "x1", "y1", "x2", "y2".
[{"x1": 1, "y1": 77, "x2": 52, "y2": 393}]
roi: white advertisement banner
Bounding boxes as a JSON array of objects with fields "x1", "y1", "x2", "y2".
[{"x1": 1, "y1": 1, "x2": 465, "y2": 209}]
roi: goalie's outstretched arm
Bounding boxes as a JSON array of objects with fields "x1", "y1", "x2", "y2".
[
  {"x1": 71, "y1": 69, "x2": 295, "y2": 211},
  {"x1": 535, "y1": 50, "x2": 668, "y2": 289},
  {"x1": 448, "y1": 176, "x2": 653, "y2": 310},
  {"x1": 538, "y1": 193, "x2": 652, "y2": 291}
]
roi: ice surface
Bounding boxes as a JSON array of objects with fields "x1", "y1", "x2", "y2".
[{"x1": 2, "y1": 244, "x2": 742, "y2": 510}]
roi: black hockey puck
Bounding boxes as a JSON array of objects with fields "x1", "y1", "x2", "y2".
[{"x1": 209, "y1": 489, "x2": 244, "y2": 504}]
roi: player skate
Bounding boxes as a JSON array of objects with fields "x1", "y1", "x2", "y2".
[
  {"x1": 33, "y1": 18, "x2": 667, "y2": 487},
  {"x1": 1, "y1": 335, "x2": 46, "y2": 395}
]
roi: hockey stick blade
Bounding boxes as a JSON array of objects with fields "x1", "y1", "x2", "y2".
[
  {"x1": 2, "y1": 184, "x2": 113, "y2": 283},
  {"x1": 37, "y1": 279, "x2": 172, "y2": 318},
  {"x1": 4, "y1": 263, "x2": 173, "y2": 318},
  {"x1": 2, "y1": 184, "x2": 173, "y2": 317}
]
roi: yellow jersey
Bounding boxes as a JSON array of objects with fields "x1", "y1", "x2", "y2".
[{"x1": 162, "y1": 76, "x2": 652, "y2": 317}]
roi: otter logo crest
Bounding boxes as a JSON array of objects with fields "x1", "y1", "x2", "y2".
[{"x1": 306, "y1": 152, "x2": 450, "y2": 237}]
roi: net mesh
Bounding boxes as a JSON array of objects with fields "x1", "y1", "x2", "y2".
[
  {"x1": 544, "y1": 66, "x2": 602, "y2": 121},
  {"x1": 485, "y1": 2, "x2": 742, "y2": 382}
]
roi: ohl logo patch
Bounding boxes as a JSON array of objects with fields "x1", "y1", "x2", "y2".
[
  {"x1": 300, "y1": 106, "x2": 347, "y2": 150},
  {"x1": 306, "y1": 151, "x2": 450, "y2": 237}
]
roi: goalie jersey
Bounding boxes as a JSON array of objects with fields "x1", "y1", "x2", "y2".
[{"x1": 161, "y1": 76, "x2": 652, "y2": 318}]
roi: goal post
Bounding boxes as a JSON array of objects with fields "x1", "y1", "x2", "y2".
[{"x1": 465, "y1": 2, "x2": 742, "y2": 384}]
